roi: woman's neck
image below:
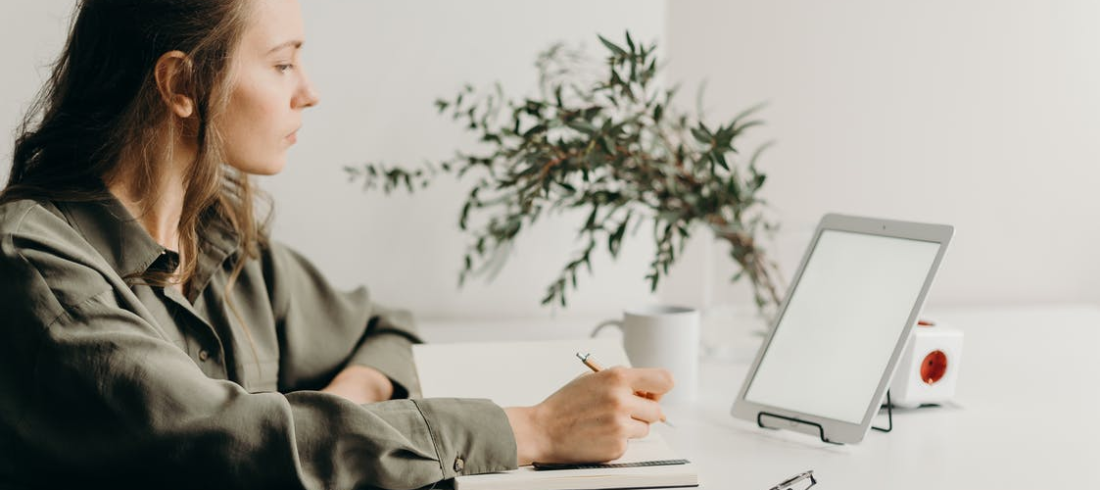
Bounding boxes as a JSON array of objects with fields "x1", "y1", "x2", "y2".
[
  {"x1": 109, "y1": 179, "x2": 186, "y2": 252},
  {"x1": 107, "y1": 142, "x2": 196, "y2": 254}
]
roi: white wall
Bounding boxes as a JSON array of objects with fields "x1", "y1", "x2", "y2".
[
  {"x1": 0, "y1": 1, "x2": 74, "y2": 178},
  {"x1": 665, "y1": 0, "x2": 1100, "y2": 310},
  {"x1": 4, "y1": 1, "x2": 1097, "y2": 322}
]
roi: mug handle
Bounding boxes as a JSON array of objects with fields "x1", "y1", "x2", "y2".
[{"x1": 591, "y1": 319, "x2": 623, "y2": 338}]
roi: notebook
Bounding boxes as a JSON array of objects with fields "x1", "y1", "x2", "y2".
[{"x1": 413, "y1": 339, "x2": 699, "y2": 490}]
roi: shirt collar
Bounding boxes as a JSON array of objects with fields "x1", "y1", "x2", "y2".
[
  {"x1": 57, "y1": 195, "x2": 167, "y2": 279},
  {"x1": 56, "y1": 192, "x2": 241, "y2": 286}
]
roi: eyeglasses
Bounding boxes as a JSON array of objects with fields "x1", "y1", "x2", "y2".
[{"x1": 768, "y1": 470, "x2": 817, "y2": 490}]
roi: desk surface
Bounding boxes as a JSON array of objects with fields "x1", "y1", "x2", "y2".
[{"x1": 419, "y1": 305, "x2": 1100, "y2": 489}]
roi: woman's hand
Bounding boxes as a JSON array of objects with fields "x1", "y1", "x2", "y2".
[
  {"x1": 505, "y1": 366, "x2": 674, "y2": 465},
  {"x1": 321, "y1": 365, "x2": 395, "y2": 404}
]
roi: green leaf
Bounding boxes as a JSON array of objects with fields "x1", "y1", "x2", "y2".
[
  {"x1": 621, "y1": 83, "x2": 635, "y2": 101},
  {"x1": 522, "y1": 124, "x2": 547, "y2": 138},
  {"x1": 567, "y1": 120, "x2": 597, "y2": 135},
  {"x1": 731, "y1": 101, "x2": 768, "y2": 127},
  {"x1": 608, "y1": 214, "x2": 629, "y2": 258},
  {"x1": 691, "y1": 127, "x2": 711, "y2": 144},
  {"x1": 601, "y1": 136, "x2": 615, "y2": 153},
  {"x1": 714, "y1": 152, "x2": 729, "y2": 171},
  {"x1": 749, "y1": 140, "x2": 774, "y2": 170},
  {"x1": 727, "y1": 177, "x2": 741, "y2": 200},
  {"x1": 598, "y1": 34, "x2": 628, "y2": 56},
  {"x1": 733, "y1": 119, "x2": 764, "y2": 136},
  {"x1": 646, "y1": 273, "x2": 659, "y2": 291},
  {"x1": 584, "y1": 205, "x2": 599, "y2": 230},
  {"x1": 610, "y1": 68, "x2": 624, "y2": 86},
  {"x1": 751, "y1": 174, "x2": 767, "y2": 191},
  {"x1": 459, "y1": 202, "x2": 472, "y2": 230},
  {"x1": 541, "y1": 285, "x2": 556, "y2": 305}
]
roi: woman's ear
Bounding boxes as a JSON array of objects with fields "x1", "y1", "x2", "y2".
[{"x1": 154, "y1": 50, "x2": 195, "y2": 118}]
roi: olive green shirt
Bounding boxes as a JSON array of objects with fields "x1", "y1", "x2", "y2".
[{"x1": 0, "y1": 195, "x2": 517, "y2": 489}]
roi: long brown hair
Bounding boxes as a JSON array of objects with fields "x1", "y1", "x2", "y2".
[{"x1": 2, "y1": 0, "x2": 269, "y2": 298}]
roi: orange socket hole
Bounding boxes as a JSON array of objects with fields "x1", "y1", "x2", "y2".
[{"x1": 920, "y1": 350, "x2": 948, "y2": 385}]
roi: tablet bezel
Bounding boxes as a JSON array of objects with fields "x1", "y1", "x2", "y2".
[{"x1": 730, "y1": 213, "x2": 954, "y2": 444}]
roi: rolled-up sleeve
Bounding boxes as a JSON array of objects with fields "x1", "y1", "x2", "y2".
[{"x1": 263, "y1": 242, "x2": 422, "y2": 398}]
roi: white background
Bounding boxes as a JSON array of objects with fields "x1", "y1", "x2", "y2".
[{"x1": 2, "y1": 1, "x2": 1097, "y2": 321}]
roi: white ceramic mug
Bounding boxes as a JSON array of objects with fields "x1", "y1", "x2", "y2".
[{"x1": 591, "y1": 305, "x2": 700, "y2": 404}]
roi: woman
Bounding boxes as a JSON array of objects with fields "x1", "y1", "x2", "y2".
[{"x1": 0, "y1": 0, "x2": 674, "y2": 489}]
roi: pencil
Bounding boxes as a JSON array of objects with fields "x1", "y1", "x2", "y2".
[{"x1": 576, "y1": 352, "x2": 674, "y2": 427}]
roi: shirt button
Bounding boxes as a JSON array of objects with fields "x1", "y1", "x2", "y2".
[
  {"x1": 453, "y1": 457, "x2": 465, "y2": 473},
  {"x1": 198, "y1": 350, "x2": 210, "y2": 362}
]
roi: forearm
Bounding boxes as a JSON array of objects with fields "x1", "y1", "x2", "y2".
[
  {"x1": 504, "y1": 406, "x2": 547, "y2": 466},
  {"x1": 346, "y1": 327, "x2": 422, "y2": 399},
  {"x1": 321, "y1": 364, "x2": 394, "y2": 404}
]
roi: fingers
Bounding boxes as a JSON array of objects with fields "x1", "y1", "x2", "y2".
[
  {"x1": 624, "y1": 416, "x2": 651, "y2": 440},
  {"x1": 624, "y1": 394, "x2": 666, "y2": 425},
  {"x1": 596, "y1": 367, "x2": 673, "y2": 421},
  {"x1": 620, "y1": 367, "x2": 675, "y2": 396}
]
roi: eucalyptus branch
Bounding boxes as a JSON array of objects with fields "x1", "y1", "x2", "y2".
[{"x1": 347, "y1": 31, "x2": 785, "y2": 315}]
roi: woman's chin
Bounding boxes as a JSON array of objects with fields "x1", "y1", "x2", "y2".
[{"x1": 227, "y1": 159, "x2": 287, "y2": 176}]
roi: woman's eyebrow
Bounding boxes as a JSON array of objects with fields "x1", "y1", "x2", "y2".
[{"x1": 267, "y1": 40, "x2": 303, "y2": 55}]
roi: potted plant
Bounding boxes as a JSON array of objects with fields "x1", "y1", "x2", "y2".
[{"x1": 347, "y1": 32, "x2": 784, "y2": 317}]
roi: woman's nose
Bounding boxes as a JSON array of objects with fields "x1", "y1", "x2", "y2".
[{"x1": 295, "y1": 69, "x2": 320, "y2": 109}]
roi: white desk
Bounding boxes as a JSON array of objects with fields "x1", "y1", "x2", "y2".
[{"x1": 420, "y1": 306, "x2": 1100, "y2": 489}]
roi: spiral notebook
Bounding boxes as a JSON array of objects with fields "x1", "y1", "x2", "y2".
[{"x1": 413, "y1": 339, "x2": 699, "y2": 490}]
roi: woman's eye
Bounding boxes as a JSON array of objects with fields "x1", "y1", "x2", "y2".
[{"x1": 276, "y1": 64, "x2": 294, "y2": 73}]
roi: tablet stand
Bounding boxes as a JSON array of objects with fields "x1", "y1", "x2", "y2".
[
  {"x1": 756, "y1": 390, "x2": 894, "y2": 445},
  {"x1": 872, "y1": 390, "x2": 894, "y2": 434}
]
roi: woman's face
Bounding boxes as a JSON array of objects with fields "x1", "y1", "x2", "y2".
[{"x1": 219, "y1": 0, "x2": 319, "y2": 175}]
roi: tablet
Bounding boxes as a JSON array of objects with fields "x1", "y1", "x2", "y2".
[{"x1": 731, "y1": 213, "x2": 953, "y2": 444}]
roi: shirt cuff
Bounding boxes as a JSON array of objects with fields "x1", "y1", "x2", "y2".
[
  {"x1": 410, "y1": 398, "x2": 519, "y2": 478},
  {"x1": 349, "y1": 331, "x2": 420, "y2": 399}
]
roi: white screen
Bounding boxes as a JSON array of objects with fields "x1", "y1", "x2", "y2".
[{"x1": 744, "y1": 230, "x2": 941, "y2": 424}]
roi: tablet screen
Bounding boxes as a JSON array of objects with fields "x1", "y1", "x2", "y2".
[{"x1": 744, "y1": 230, "x2": 942, "y2": 424}]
